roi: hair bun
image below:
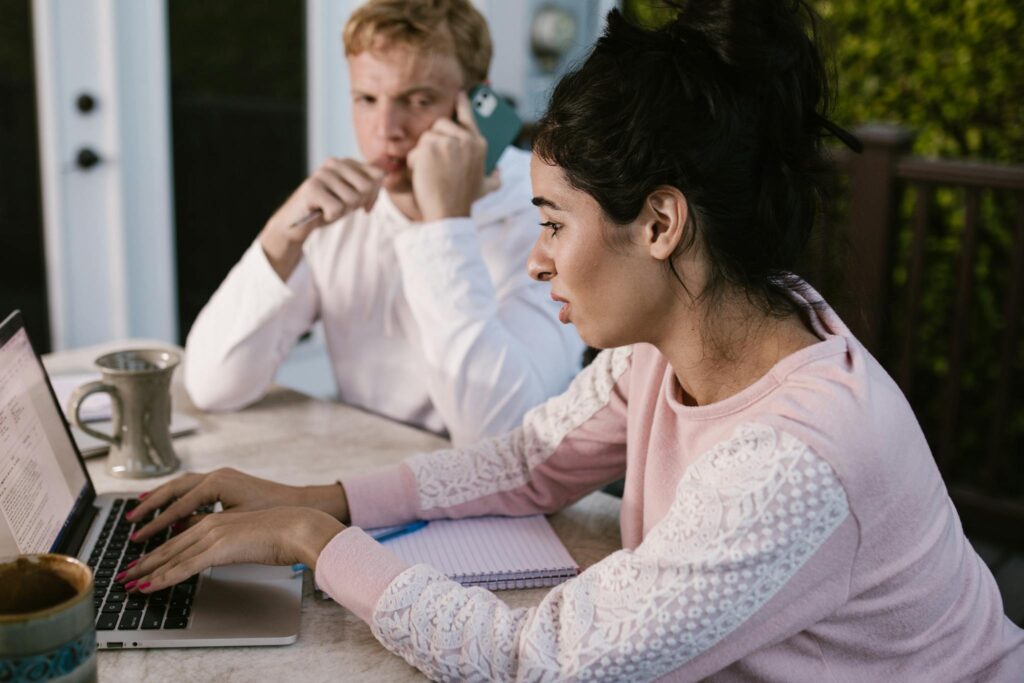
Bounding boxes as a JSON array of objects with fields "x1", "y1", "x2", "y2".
[{"x1": 534, "y1": 0, "x2": 841, "y2": 317}]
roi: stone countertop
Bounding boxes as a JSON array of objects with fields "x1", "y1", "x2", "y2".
[{"x1": 45, "y1": 342, "x2": 623, "y2": 682}]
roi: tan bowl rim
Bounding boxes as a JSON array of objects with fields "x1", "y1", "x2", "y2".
[{"x1": 0, "y1": 553, "x2": 93, "y2": 623}]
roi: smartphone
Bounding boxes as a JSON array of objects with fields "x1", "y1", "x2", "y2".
[{"x1": 468, "y1": 84, "x2": 522, "y2": 175}]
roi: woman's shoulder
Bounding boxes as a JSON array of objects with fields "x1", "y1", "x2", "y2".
[{"x1": 755, "y1": 335, "x2": 935, "y2": 506}]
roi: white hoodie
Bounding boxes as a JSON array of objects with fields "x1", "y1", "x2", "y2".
[{"x1": 182, "y1": 147, "x2": 584, "y2": 445}]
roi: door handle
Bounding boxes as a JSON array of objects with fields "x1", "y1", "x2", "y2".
[{"x1": 75, "y1": 147, "x2": 102, "y2": 170}]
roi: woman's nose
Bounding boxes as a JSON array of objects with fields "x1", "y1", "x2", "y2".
[{"x1": 527, "y1": 235, "x2": 554, "y2": 282}]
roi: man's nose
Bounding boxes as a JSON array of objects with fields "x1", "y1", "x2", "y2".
[
  {"x1": 527, "y1": 234, "x2": 555, "y2": 282},
  {"x1": 376, "y1": 102, "x2": 405, "y2": 141}
]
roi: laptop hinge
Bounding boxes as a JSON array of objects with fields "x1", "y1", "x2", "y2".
[{"x1": 59, "y1": 504, "x2": 100, "y2": 557}]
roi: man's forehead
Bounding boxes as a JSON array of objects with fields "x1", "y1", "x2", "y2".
[{"x1": 348, "y1": 43, "x2": 463, "y2": 93}]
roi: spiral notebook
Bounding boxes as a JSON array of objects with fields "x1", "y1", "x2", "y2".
[{"x1": 381, "y1": 515, "x2": 579, "y2": 590}]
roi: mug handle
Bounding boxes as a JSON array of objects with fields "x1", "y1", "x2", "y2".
[{"x1": 68, "y1": 381, "x2": 123, "y2": 447}]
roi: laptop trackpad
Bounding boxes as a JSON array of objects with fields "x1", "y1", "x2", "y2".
[
  {"x1": 210, "y1": 564, "x2": 296, "y2": 581},
  {"x1": 187, "y1": 564, "x2": 302, "y2": 641}
]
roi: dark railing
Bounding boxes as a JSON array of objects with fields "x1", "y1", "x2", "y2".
[{"x1": 837, "y1": 124, "x2": 1024, "y2": 546}]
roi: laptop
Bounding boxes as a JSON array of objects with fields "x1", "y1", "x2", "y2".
[{"x1": 0, "y1": 310, "x2": 302, "y2": 649}]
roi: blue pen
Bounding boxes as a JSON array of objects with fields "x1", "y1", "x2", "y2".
[
  {"x1": 368, "y1": 520, "x2": 428, "y2": 543},
  {"x1": 291, "y1": 520, "x2": 428, "y2": 574}
]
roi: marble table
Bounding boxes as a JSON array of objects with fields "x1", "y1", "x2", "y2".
[{"x1": 44, "y1": 341, "x2": 623, "y2": 682}]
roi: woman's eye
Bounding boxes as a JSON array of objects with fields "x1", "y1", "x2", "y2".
[{"x1": 539, "y1": 221, "x2": 562, "y2": 235}]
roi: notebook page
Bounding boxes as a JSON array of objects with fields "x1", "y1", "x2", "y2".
[{"x1": 378, "y1": 515, "x2": 578, "y2": 585}]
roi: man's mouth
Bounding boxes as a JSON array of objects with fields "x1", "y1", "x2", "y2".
[{"x1": 374, "y1": 155, "x2": 406, "y2": 174}]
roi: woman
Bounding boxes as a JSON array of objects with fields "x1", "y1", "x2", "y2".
[{"x1": 121, "y1": 2, "x2": 1024, "y2": 679}]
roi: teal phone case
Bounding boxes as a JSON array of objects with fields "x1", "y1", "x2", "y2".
[{"x1": 469, "y1": 85, "x2": 522, "y2": 175}]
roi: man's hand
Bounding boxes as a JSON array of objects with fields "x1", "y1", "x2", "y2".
[
  {"x1": 125, "y1": 467, "x2": 350, "y2": 543},
  {"x1": 259, "y1": 158, "x2": 385, "y2": 280},
  {"x1": 407, "y1": 91, "x2": 489, "y2": 222}
]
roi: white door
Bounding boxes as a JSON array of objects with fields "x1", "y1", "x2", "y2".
[
  {"x1": 32, "y1": 0, "x2": 364, "y2": 351},
  {"x1": 33, "y1": 0, "x2": 177, "y2": 350}
]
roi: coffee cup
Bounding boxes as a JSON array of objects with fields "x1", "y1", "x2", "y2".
[
  {"x1": 0, "y1": 554, "x2": 96, "y2": 682},
  {"x1": 68, "y1": 348, "x2": 181, "y2": 478}
]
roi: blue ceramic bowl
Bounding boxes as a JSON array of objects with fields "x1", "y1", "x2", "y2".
[{"x1": 0, "y1": 554, "x2": 96, "y2": 683}]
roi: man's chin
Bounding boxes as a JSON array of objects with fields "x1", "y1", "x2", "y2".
[{"x1": 381, "y1": 171, "x2": 412, "y2": 194}]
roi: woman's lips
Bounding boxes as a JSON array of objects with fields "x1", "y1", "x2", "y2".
[{"x1": 551, "y1": 294, "x2": 570, "y2": 324}]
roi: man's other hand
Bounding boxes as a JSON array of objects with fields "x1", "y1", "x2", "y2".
[{"x1": 259, "y1": 158, "x2": 385, "y2": 280}]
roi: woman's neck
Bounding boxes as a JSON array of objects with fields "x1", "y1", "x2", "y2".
[{"x1": 654, "y1": 292, "x2": 821, "y2": 407}]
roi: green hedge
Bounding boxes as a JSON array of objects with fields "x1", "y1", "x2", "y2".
[
  {"x1": 816, "y1": 0, "x2": 1022, "y2": 164},
  {"x1": 622, "y1": 0, "x2": 1023, "y2": 492}
]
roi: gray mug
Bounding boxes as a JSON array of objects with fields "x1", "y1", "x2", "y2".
[
  {"x1": 68, "y1": 349, "x2": 181, "y2": 478},
  {"x1": 0, "y1": 554, "x2": 96, "y2": 682}
]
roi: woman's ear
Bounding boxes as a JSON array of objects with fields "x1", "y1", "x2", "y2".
[{"x1": 642, "y1": 186, "x2": 689, "y2": 261}]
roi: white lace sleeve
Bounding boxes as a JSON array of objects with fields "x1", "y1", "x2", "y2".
[
  {"x1": 407, "y1": 346, "x2": 633, "y2": 513},
  {"x1": 371, "y1": 423, "x2": 851, "y2": 682}
]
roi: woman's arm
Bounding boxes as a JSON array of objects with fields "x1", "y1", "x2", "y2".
[
  {"x1": 319, "y1": 423, "x2": 857, "y2": 681},
  {"x1": 341, "y1": 346, "x2": 633, "y2": 530}
]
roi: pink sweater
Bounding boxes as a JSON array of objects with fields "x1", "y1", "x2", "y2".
[{"x1": 316, "y1": 299, "x2": 1024, "y2": 681}]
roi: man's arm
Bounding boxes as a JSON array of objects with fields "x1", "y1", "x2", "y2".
[
  {"x1": 400, "y1": 95, "x2": 583, "y2": 443},
  {"x1": 393, "y1": 208, "x2": 584, "y2": 444},
  {"x1": 184, "y1": 158, "x2": 383, "y2": 411},
  {"x1": 183, "y1": 241, "x2": 321, "y2": 411}
]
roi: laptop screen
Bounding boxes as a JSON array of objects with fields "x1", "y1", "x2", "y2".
[{"x1": 0, "y1": 324, "x2": 89, "y2": 556}]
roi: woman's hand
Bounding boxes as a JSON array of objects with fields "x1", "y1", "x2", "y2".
[
  {"x1": 118, "y1": 507, "x2": 345, "y2": 593},
  {"x1": 125, "y1": 467, "x2": 349, "y2": 542}
]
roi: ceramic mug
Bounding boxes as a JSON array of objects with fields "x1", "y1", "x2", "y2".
[
  {"x1": 0, "y1": 554, "x2": 96, "y2": 683},
  {"x1": 68, "y1": 349, "x2": 181, "y2": 478}
]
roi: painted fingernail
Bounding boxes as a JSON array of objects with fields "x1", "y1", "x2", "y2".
[
  {"x1": 138, "y1": 582, "x2": 151, "y2": 591},
  {"x1": 139, "y1": 491, "x2": 149, "y2": 500},
  {"x1": 124, "y1": 580, "x2": 138, "y2": 590},
  {"x1": 129, "y1": 532, "x2": 139, "y2": 541},
  {"x1": 115, "y1": 571, "x2": 127, "y2": 581},
  {"x1": 127, "y1": 559, "x2": 139, "y2": 569},
  {"x1": 124, "y1": 510, "x2": 134, "y2": 520}
]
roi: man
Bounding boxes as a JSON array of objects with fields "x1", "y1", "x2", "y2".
[{"x1": 183, "y1": 0, "x2": 583, "y2": 445}]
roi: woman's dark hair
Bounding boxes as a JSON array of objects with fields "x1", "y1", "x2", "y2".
[{"x1": 533, "y1": 0, "x2": 846, "y2": 317}]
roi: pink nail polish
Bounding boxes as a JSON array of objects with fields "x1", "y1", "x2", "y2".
[
  {"x1": 124, "y1": 510, "x2": 134, "y2": 520},
  {"x1": 139, "y1": 491, "x2": 149, "y2": 500},
  {"x1": 129, "y1": 532, "x2": 139, "y2": 541},
  {"x1": 138, "y1": 581, "x2": 151, "y2": 591},
  {"x1": 115, "y1": 571, "x2": 127, "y2": 581},
  {"x1": 127, "y1": 559, "x2": 138, "y2": 569},
  {"x1": 124, "y1": 580, "x2": 138, "y2": 590}
]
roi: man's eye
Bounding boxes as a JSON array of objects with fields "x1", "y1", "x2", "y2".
[
  {"x1": 412, "y1": 98, "x2": 434, "y2": 108},
  {"x1": 539, "y1": 221, "x2": 562, "y2": 235},
  {"x1": 355, "y1": 95, "x2": 376, "y2": 105}
]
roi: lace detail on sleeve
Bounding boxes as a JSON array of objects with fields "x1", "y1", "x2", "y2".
[
  {"x1": 407, "y1": 346, "x2": 633, "y2": 511},
  {"x1": 371, "y1": 423, "x2": 851, "y2": 682}
]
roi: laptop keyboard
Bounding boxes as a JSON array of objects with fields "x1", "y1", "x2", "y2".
[{"x1": 86, "y1": 498, "x2": 198, "y2": 631}]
